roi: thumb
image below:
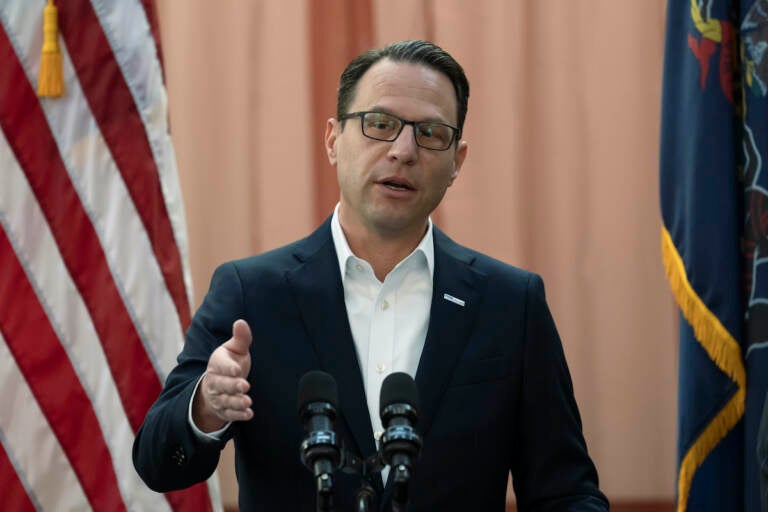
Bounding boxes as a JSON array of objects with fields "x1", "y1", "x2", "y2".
[{"x1": 226, "y1": 319, "x2": 252, "y2": 355}]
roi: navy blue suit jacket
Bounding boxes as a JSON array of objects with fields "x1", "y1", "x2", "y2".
[{"x1": 133, "y1": 218, "x2": 608, "y2": 511}]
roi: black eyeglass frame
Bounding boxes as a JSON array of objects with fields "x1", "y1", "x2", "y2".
[{"x1": 338, "y1": 111, "x2": 461, "y2": 151}]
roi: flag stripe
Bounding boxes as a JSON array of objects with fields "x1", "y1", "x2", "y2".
[
  {"x1": 0, "y1": 126, "x2": 173, "y2": 512},
  {"x1": 58, "y1": 0, "x2": 191, "y2": 330},
  {"x1": 0, "y1": 0, "x2": 186, "y2": 384},
  {"x1": 165, "y1": 485, "x2": 216, "y2": 512},
  {"x1": 89, "y1": 0, "x2": 194, "y2": 330},
  {"x1": 138, "y1": 0, "x2": 165, "y2": 76},
  {"x1": 0, "y1": 439, "x2": 37, "y2": 512},
  {"x1": 0, "y1": 227, "x2": 127, "y2": 512},
  {"x1": 0, "y1": 329, "x2": 89, "y2": 512},
  {"x1": 97, "y1": 0, "x2": 195, "y2": 313},
  {"x1": 0, "y1": 22, "x2": 161, "y2": 433},
  {"x1": 0, "y1": 2, "x2": 219, "y2": 509},
  {"x1": 102, "y1": 4, "x2": 220, "y2": 503}
]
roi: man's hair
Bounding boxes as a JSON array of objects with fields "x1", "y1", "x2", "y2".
[{"x1": 337, "y1": 40, "x2": 470, "y2": 136}]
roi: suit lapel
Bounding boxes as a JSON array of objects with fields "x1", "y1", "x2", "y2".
[
  {"x1": 381, "y1": 228, "x2": 487, "y2": 502},
  {"x1": 284, "y1": 220, "x2": 377, "y2": 462},
  {"x1": 414, "y1": 227, "x2": 487, "y2": 437}
]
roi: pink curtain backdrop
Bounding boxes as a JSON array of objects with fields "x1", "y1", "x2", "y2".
[{"x1": 157, "y1": 0, "x2": 675, "y2": 507}]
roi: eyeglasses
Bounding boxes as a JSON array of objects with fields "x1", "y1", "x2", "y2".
[{"x1": 338, "y1": 111, "x2": 460, "y2": 151}]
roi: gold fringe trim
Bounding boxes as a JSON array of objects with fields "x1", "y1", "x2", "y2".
[{"x1": 661, "y1": 226, "x2": 746, "y2": 512}]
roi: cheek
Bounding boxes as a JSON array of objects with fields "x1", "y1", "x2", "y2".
[
  {"x1": 336, "y1": 152, "x2": 366, "y2": 195},
  {"x1": 336, "y1": 142, "x2": 363, "y2": 171},
  {"x1": 433, "y1": 164, "x2": 458, "y2": 191},
  {"x1": 337, "y1": 144, "x2": 381, "y2": 180}
]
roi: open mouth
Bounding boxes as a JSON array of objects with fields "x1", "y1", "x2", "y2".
[{"x1": 381, "y1": 180, "x2": 414, "y2": 191}]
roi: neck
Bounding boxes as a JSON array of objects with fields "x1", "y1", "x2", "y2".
[{"x1": 339, "y1": 216, "x2": 428, "y2": 282}]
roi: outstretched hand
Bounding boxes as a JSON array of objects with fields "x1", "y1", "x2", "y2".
[{"x1": 192, "y1": 319, "x2": 254, "y2": 432}]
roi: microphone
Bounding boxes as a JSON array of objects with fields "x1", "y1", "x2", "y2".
[
  {"x1": 379, "y1": 372, "x2": 422, "y2": 509},
  {"x1": 298, "y1": 370, "x2": 342, "y2": 511}
]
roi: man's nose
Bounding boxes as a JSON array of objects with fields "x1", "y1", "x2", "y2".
[{"x1": 387, "y1": 124, "x2": 419, "y2": 164}]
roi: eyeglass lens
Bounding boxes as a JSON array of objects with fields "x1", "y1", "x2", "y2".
[{"x1": 361, "y1": 112, "x2": 454, "y2": 150}]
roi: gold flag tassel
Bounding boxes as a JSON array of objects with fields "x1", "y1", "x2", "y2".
[{"x1": 37, "y1": 0, "x2": 64, "y2": 97}]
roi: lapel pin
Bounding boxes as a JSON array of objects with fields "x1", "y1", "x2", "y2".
[{"x1": 443, "y1": 293, "x2": 465, "y2": 307}]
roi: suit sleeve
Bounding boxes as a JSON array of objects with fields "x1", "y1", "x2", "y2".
[
  {"x1": 132, "y1": 262, "x2": 245, "y2": 491},
  {"x1": 511, "y1": 273, "x2": 608, "y2": 511}
]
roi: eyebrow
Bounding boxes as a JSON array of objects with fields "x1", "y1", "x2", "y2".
[{"x1": 366, "y1": 107, "x2": 449, "y2": 125}]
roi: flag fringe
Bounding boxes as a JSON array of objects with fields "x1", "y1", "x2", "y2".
[
  {"x1": 660, "y1": 226, "x2": 746, "y2": 512},
  {"x1": 677, "y1": 388, "x2": 745, "y2": 512}
]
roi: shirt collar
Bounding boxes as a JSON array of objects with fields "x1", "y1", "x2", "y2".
[{"x1": 330, "y1": 203, "x2": 434, "y2": 284}]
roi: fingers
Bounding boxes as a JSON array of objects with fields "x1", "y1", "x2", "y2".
[
  {"x1": 208, "y1": 354, "x2": 247, "y2": 378},
  {"x1": 217, "y1": 407, "x2": 253, "y2": 422},
  {"x1": 204, "y1": 370, "x2": 250, "y2": 395},
  {"x1": 200, "y1": 371, "x2": 253, "y2": 422}
]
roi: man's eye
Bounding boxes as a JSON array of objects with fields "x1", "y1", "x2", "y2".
[
  {"x1": 365, "y1": 114, "x2": 395, "y2": 129},
  {"x1": 419, "y1": 124, "x2": 447, "y2": 139}
]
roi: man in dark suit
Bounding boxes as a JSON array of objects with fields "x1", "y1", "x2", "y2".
[{"x1": 133, "y1": 40, "x2": 608, "y2": 511}]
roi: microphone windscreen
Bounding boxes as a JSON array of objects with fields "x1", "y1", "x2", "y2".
[
  {"x1": 380, "y1": 372, "x2": 419, "y2": 415},
  {"x1": 297, "y1": 370, "x2": 338, "y2": 414}
]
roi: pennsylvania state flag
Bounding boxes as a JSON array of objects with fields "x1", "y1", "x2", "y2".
[{"x1": 660, "y1": 0, "x2": 768, "y2": 511}]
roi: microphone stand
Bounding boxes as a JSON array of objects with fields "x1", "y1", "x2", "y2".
[
  {"x1": 354, "y1": 480, "x2": 375, "y2": 512},
  {"x1": 316, "y1": 471, "x2": 334, "y2": 512},
  {"x1": 343, "y1": 449, "x2": 385, "y2": 512},
  {"x1": 390, "y1": 463, "x2": 411, "y2": 512}
]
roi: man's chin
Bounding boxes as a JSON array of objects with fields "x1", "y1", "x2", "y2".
[{"x1": 367, "y1": 212, "x2": 428, "y2": 238}]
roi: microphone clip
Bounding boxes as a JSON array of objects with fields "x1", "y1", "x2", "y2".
[
  {"x1": 379, "y1": 403, "x2": 422, "y2": 469},
  {"x1": 299, "y1": 402, "x2": 342, "y2": 478}
]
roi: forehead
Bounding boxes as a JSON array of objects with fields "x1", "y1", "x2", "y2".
[{"x1": 350, "y1": 59, "x2": 458, "y2": 123}]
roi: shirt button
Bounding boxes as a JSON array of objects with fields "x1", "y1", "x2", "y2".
[
  {"x1": 376, "y1": 363, "x2": 387, "y2": 373},
  {"x1": 356, "y1": 263, "x2": 363, "y2": 272},
  {"x1": 381, "y1": 300, "x2": 389, "y2": 310}
]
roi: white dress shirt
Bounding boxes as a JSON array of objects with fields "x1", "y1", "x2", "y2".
[{"x1": 330, "y1": 205, "x2": 433, "y2": 442}]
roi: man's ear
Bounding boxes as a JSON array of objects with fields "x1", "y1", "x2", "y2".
[
  {"x1": 448, "y1": 139, "x2": 468, "y2": 186},
  {"x1": 325, "y1": 118, "x2": 339, "y2": 165}
]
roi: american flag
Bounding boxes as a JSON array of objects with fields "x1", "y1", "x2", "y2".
[{"x1": 0, "y1": 1, "x2": 221, "y2": 510}]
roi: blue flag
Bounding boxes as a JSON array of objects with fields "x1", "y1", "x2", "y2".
[{"x1": 660, "y1": 0, "x2": 768, "y2": 511}]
